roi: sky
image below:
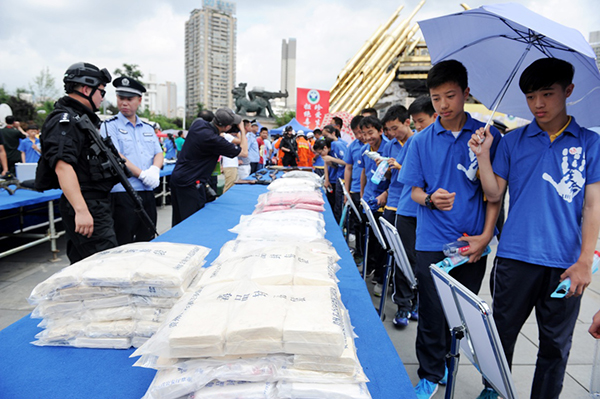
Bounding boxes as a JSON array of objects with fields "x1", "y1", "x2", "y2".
[{"x1": 0, "y1": 0, "x2": 598, "y2": 109}]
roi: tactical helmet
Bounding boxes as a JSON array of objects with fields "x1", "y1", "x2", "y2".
[{"x1": 63, "y1": 62, "x2": 112, "y2": 89}]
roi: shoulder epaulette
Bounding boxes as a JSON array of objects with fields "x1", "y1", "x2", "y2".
[
  {"x1": 103, "y1": 116, "x2": 118, "y2": 123},
  {"x1": 141, "y1": 121, "x2": 155, "y2": 128}
]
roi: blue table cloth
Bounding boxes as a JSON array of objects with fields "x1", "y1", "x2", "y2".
[{"x1": 0, "y1": 184, "x2": 415, "y2": 399}]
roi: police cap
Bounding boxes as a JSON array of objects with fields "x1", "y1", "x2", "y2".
[{"x1": 113, "y1": 77, "x2": 146, "y2": 98}]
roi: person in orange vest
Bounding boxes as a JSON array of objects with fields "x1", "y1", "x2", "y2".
[
  {"x1": 272, "y1": 134, "x2": 284, "y2": 166},
  {"x1": 296, "y1": 130, "x2": 314, "y2": 167}
]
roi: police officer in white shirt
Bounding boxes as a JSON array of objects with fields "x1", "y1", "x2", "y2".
[{"x1": 102, "y1": 77, "x2": 164, "y2": 244}]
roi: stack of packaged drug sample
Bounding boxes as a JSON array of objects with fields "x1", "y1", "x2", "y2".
[
  {"x1": 28, "y1": 242, "x2": 210, "y2": 349},
  {"x1": 133, "y1": 172, "x2": 372, "y2": 399}
]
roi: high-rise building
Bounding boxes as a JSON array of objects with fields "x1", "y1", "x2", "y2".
[
  {"x1": 281, "y1": 38, "x2": 297, "y2": 110},
  {"x1": 142, "y1": 74, "x2": 178, "y2": 118},
  {"x1": 590, "y1": 31, "x2": 600, "y2": 71},
  {"x1": 185, "y1": 0, "x2": 237, "y2": 116}
]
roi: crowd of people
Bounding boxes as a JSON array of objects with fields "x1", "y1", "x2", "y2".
[{"x1": 3, "y1": 55, "x2": 597, "y2": 399}]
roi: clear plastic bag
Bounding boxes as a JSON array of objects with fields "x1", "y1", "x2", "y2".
[{"x1": 276, "y1": 381, "x2": 372, "y2": 399}]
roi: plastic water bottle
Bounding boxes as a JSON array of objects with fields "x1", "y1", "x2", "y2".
[
  {"x1": 362, "y1": 150, "x2": 384, "y2": 161},
  {"x1": 438, "y1": 240, "x2": 491, "y2": 273},
  {"x1": 371, "y1": 161, "x2": 389, "y2": 184},
  {"x1": 591, "y1": 340, "x2": 600, "y2": 397}
]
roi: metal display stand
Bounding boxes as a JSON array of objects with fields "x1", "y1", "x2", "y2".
[
  {"x1": 430, "y1": 265, "x2": 518, "y2": 399},
  {"x1": 378, "y1": 217, "x2": 417, "y2": 289},
  {"x1": 337, "y1": 178, "x2": 362, "y2": 241},
  {"x1": 360, "y1": 198, "x2": 392, "y2": 320}
]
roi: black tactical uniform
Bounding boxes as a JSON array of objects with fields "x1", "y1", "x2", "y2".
[{"x1": 37, "y1": 85, "x2": 119, "y2": 263}]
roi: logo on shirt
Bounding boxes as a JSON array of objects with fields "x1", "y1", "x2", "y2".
[
  {"x1": 542, "y1": 146, "x2": 585, "y2": 203},
  {"x1": 118, "y1": 129, "x2": 128, "y2": 134},
  {"x1": 59, "y1": 113, "x2": 70, "y2": 123},
  {"x1": 457, "y1": 143, "x2": 479, "y2": 181}
]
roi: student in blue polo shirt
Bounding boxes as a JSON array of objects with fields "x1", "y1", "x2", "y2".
[
  {"x1": 344, "y1": 115, "x2": 367, "y2": 261},
  {"x1": 322, "y1": 124, "x2": 347, "y2": 223},
  {"x1": 358, "y1": 116, "x2": 390, "y2": 296},
  {"x1": 18, "y1": 124, "x2": 41, "y2": 163},
  {"x1": 398, "y1": 60, "x2": 502, "y2": 399},
  {"x1": 379, "y1": 105, "x2": 416, "y2": 328},
  {"x1": 313, "y1": 137, "x2": 346, "y2": 222},
  {"x1": 470, "y1": 58, "x2": 600, "y2": 399}
]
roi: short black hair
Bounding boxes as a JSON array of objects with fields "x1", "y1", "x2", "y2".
[
  {"x1": 359, "y1": 116, "x2": 382, "y2": 132},
  {"x1": 198, "y1": 110, "x2": 214, "y2": 122},
  {"x1": 408, "y1": 95, "x2": 435, "y2": 117},
  {"x1": 323, "y1": 124, "x2": 340, "y2": 138},
  {"x1": 361, "y1": 108, "x2": 378, "y2": 118},
  {"x1": 350, "y1": 115, "x2": 363, "y2": 130},
  {"x1": 381, "y1": 105, "x2": 409, "y2": 126},
  {"x1": 519, "y1": 58, "x2": 574, "y2": 94},
  {"x1": 332, "y1": 116, "x2": 343, "y2": 127},
  {"x1": 260, "y1": 127, "x2": 268, "y2": 132},
  {"x1": 313, "y1": 128, "x2": 322, "y2": 135},
  {"x1": 243, "y1": 119, "x2": 251, "y2": 124},
  {"x1": 5, "y1": 116, "x2": 15, "y2": 124},
  {"x1": 312, "y1": 138, "x2": 331, "y2": 151},
  {"x1": 427, "y1": 60, "x2": 468, "y2": 91}
]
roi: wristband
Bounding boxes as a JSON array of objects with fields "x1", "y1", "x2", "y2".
[{"x1": 425, "y1": 194, "x2": 437, "y2": 210}]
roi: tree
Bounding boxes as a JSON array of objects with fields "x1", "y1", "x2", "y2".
[
  {"x1": 30, "y1": 67, "x2": 59, "y2": 102},
  {"x1": 34, "y1": 100, "x2": 56, "y2": 126},
  {"x1": 274, "y1": 110, "x2": 295, "y2": 127},
  {"x1": 7, "y1": 95, "x2": 36, "y2": 123},
  {"x1": 113, "y1": 64, "x2": 144, "y2": 80}
]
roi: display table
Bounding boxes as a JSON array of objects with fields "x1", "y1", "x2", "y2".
[
  {"x1": 0, "y1": 184, "x2": 415, "y2": 399},
  {"x1": 0, "y1": 188, "x2": 63, "y2": 260}
]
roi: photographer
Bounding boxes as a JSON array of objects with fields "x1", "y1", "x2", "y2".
[{"x1": 170, "y1": 108, "x2": 248, "y2": 226}]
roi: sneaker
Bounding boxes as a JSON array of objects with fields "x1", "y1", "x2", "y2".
[
  {"x1": 393, "y1": 310, "x2": 409, "y2": 327},
  {"x1": 414, "y1": 378, "x2": 438, "y2": 399},
  {"x1": 438, "y1": 367, "x2": 448, "y2": 385},
  {"x1": 475, "y1": 388, "x2": 499, "y2": 399},
  {"x1": 373, "y1": 283, "x2": 383, "y2": 297},
  {"x1": 410, "y1": 302, "x2": 419, "y2": 321}
]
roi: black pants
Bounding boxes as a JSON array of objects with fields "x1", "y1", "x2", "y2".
[
  {"x1": 111, "y1": 191, "x2": 157, "y2": 245},
  {"x1": 171, "y1": 183, "x2": 206, "y2": 227},
  {"x1": 282, "y1": 154, "x2": 297, "y2": 167},
  {"x1": 333, "y1": 182, "x2": 344, "y2": 224},
  {"x1": 59, "y1": 194, "x2": 117, "y2": 264},
  {"x1": 416, "y1": 250, "x2": 487, "y2": 383},
  {"x1": 392, "y1": 214, "x2": 418, "y2": 312},
  {"x1": 365, "y1": 208, "x2": 387, "y2": 283},
  {"x1": 250, "y1": 162, "x2": 259, "y2": 174},
  {"x1": 488, "y1": 257, "x2": 581, "y2": 399}
]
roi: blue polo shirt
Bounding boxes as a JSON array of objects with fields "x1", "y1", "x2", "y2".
[
  {"x1": 102, "y1": 113, "x2": 163, "y2": 192},
  {"x1": 381, "y1": 137, "x2": 406, "y2": 212},
  {"x1": 329, "y1": 139, "x2": 347, "y2": 181},
  {"x1": 493, "y1": 117, "x2": 600, "y2": 269},
  {"x1": 17, "y1": 137, "x2": 41, "y2": 163},
  {"x1": 395, "y1": 135, "x2": 418, "y2": 217},
  {"x1": 247, "y1": 132, "x2": 260, "y2": 163},
  {"x1": 360, "y1": 141, "x2": 390, "y2": 211},
  {"x1": 398, "y1": 113, "x2": 502, "y2": 251},
  {"x1": 343, "y1": 139, "x2": 365, "y2": 192},
  {"x1": 164, "y1": 139, "x2": 177, "y2": 159}
]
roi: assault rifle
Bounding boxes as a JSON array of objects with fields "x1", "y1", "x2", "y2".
[
  {"x1": 76, "y1": 114, "x2": 159, "y2": 237},
  {"x1": 0, "y1": 173, "x2": 37, "y2": 195}
]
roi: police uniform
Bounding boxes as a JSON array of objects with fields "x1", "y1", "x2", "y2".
[
  {"x1": 36, "y1": 96, "x2": 119, "y2": 264},
  {"x1": 103, "y1": 77, "x2": 163, "y2": 245}
]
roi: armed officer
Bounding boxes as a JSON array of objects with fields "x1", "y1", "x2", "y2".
[
  {"x1": 35, "y1": 62, "x2": 118, "y2": 264},
  {"x1": 102, "y1": 77, "x2": 163, "y2": 244}
]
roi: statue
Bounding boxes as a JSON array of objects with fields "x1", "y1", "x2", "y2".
[{"x1": 232, "y1": 83, "x2": 288, "y2": 118}]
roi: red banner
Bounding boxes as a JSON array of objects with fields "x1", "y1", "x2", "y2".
[{"x1": 296, "y1": 88, "x2": 330, "y2": 130}]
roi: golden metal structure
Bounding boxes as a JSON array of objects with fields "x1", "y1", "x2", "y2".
[{"x1": 329, "y1": 0, "x2": 426, "y2": 113}]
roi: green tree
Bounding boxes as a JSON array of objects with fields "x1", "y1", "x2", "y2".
[
  {"x1": 113, "y1": 63, "x2": 144, "y2": 80},
  {"x1": 7, "y1": 95, "x2": 36, "y2": 123},
  {"x1": 274, "y1": 110, "x2": 295, "y2": 126},
  {"x1": 30, "y1": 67, "x2": 59, "y2": 102},
  {"x1": 34, "y1": 100, "x2": 55, "y2": 126}
]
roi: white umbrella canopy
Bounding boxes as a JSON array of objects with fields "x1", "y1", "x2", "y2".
[{"x1": 418, "y1": 2, "x2": 600, "y2": 127}]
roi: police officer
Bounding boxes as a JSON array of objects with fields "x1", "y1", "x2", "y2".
[
  {"x1": 102, "y1": 77, "x2": 163, "y2": 244},
  {"x1": 35, "y1": 62, "x2": 117, "y2": 264}
]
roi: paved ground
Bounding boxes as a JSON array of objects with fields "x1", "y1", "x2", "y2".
[{"x1": 1, "y1": 204, "x2": 598, "y2": 398}]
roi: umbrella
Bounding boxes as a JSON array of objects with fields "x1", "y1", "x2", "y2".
[
  {"x1": 322, "y1": 111, "x2": 355, "y2": 142},
  {"x1": 418, "y1": 2, "x2": 600, "y2": 127}
]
